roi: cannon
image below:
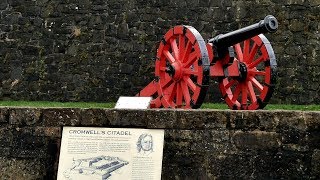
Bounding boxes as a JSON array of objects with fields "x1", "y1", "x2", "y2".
[{"x1": 137, "y1": 15, "x2": 278, "y2": 110}]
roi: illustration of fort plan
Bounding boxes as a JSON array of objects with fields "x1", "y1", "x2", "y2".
[{"x1": 64, "y1": 155, "x2": 129, "y2": 179}]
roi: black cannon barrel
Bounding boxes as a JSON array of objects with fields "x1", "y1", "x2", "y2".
[{"x1": 209, "y1": 15, "x2": 278, "y2": 48}]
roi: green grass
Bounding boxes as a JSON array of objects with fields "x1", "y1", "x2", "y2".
[
  {"x1": 264, "y1": 104, "x2": 320, "y2": 111},
  {"x1": 0, "y1": 101, "x2": 319, "y2": 111},
  {"x1": 200, "y1": 103, "x2": 229, "y2": 109},
  {"x1": 201, "y1": 103, "x2": 320, "y2": 111},
  {"x1": 0, "y1": 101, "x2": 115, "y2": 108}
]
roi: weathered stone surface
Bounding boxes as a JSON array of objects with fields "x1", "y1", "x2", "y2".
[
  {"x1": 9, "y1": 108, "x2": 42, "y2": 126},
  {"x1": 165, "y1": 129, "x2": 235, "y2": 154},
  {"x1": 10, "y1": 128, "x2": 49, "y2": 158},
  {"x1": 255, "y1": 111, "x2": 280, "y2": 131},
  {"x1": 106, "y1": 109, "x2": 148, "y2": 127},
  {"x1": 0, "y1": 157, "x2": 46, "y2": 180},
  {"x1": 34, "y1": 126, "x2": 62, "y2": 138},
  {"x1": 176, "y1": 110, "x2": 229, "y2": 129},
  {"x1": 304, "y1": 111, "x2": 320, "y2": 130},
  {"x1": 0, "y1": 127, "x2": 12, "y2": 149},
  {"x1": 0, "y1": 108, "x2": 8, "y2": 124},
  {"x1": 232, "y1": 130, "x2": 281, "y2": 150},
  {"x1": 289, "y1": 19, "x2": 306, "y2": 32},
  {"x1": 1, "y1": 108, "x2": 320, "y2": 179},
  {"x1": 312, "y1": 149, "x2": 320, "y2": 176},
  {"x1": 0, "y1": 0, "x2": 319, "y2": 105},
  {"x1": 42, "y1": 108, "x2": 81, "y2": 126},
  {"x1": 146, "y1": 109, "x2": 177, "y2": 129},
  {"x1": 228, "y1": 110, "x2": 261, "y2": 130},
  {"x1": 252, "y1": 151, "x2": 312, "y2": 179},
  {"x1": 162, "y1": 152, "x2": 208, "y2": 180},
  {"x1": 80, "y1": 108, "x2": 110, "y2": 126}
]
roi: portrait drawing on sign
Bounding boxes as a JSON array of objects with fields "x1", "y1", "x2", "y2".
[{"x1": 136, "y1": 134, "x2": 153, "y2": 156}]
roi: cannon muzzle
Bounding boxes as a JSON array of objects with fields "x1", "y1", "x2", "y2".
[{"x1": 209, "y1": 15, "x2": 278, "y2": 51}]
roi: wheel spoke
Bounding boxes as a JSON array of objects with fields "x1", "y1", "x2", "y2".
[
  {"x1": 164, "y1": 50, "x2": 176, "y2": 64},
  {"x1": 248, "y1": 43, "x2": 259, "y2": 63},
  {"x1": 181, "y1": 80, "x2": 191, "y2": 107},
  {"x1": 183, "y1": 68, "x2": 198, "y2": 75},
  {"x1": 248, "y1": 69, "x2": 266, "y2": 76},
  {"x1": 161, "y1": 97, "x2": 171, "y2": 108},
  {"x1": 164, "y1": 80, "x2": 175, "y2": 95},
  {"x1": 179, "y1": 34, "x2": 186, "y2": 60},
  {"x1": 235, "y1": 43, "x2": 243, "y2": 61},
  {"x1": 225, "y1": 79, "x2": 237, "y2": 89},
  {"x1": 247, "y1": 81, "x2": 257, "y2": 102},
  {"x1": 170, "y1": 38, "x2": 179, "y2": 60},
  {"x1": 160, "y1": 75, "x2": 173, "y2": 89},
  {"x1": 232, "y1": 84, "x2": 241, "y2": 102},
  {"x1": 248, "y1": 55, "x2": 264, "y2": 69},
  {"x1": 168, "y1": 82, "x2": 177, "y2": 106},
  {"x1": 181, "y1": 41, "x2": 192, "y2": 63},
  {"x1": 176, "y1": 82, "x2": 183, "y2": 107},
  {"x1": 183, "y1": 51, "x2": 197, "y2": 68},
  {"x1": 163, "y1": 82, "x2": 176, "y2": 108},
  {"x1": 249, "y1": 76, "x2": 263, "y2": 92},
  {"x1": 241, "y1": 83, "x2": 248, "y2": 106},
  {"x1": 183, "y1": 76, "x2": 196, "y2": 92}
]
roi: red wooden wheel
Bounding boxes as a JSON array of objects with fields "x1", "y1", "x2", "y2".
[
  {"x1": 219, "y1": 34, "x2": 277, "y2": 110},
  {"x1": 155, "y1": 25, "x2": 210, "y2": 109}
]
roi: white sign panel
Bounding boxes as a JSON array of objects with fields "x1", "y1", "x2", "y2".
[
  {"x1": 115, "y1": 96, "x2": 152, "y2": 109},
  {"x1": 57, "y1": 127, "x2": 164, "y2": 180}
]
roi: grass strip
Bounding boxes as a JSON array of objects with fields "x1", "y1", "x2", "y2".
[
  {"x1": 0, "y1": 101, "x2": 319, "y2": 111},
  {"x1": 264, "y1": 104, "x2": 320, "y2": 111},
  {"x1": 0, "y1": 101, "x2": 115, "y2": 108},
  {"x1": 201, "y1": 103, "x2": 320, "y2": 111}
]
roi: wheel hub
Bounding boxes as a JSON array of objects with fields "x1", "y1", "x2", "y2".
[
  {"x1": 238, "y1": 62, "x2": 248, "y2": 82},
  {"x1": 166, "y1": 62, "x2": 183, "y2": 81}
]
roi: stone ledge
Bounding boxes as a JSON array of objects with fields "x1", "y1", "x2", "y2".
[
  {"x1": 0, "y1": 107, "x2": 319, "y2": 179},
  {"x1": 4, "y1": 107, "x2": 320, "y2": 130}
]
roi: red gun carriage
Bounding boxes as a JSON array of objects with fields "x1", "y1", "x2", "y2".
[{"x1": 137, "y1": 15, "x2": 278, "y2": 110}]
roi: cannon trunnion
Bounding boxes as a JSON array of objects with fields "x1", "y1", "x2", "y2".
[{"x1": 137, "y1": 15, "x2": 278, "y2": 110}]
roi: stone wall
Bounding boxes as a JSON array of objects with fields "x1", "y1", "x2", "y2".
[
  {"x1": 0, "y1": 107, "x2": 319, "y2": 179},
  {"x1": 0, "y1": 0, "x2": 319, "y2": 104}
]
